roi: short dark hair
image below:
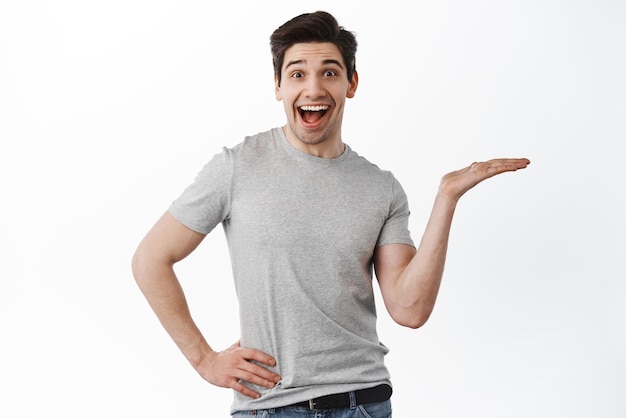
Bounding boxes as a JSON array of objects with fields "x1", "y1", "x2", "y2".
[{"x1": 270, "y1": 11, "x2": 357, "y2": 86}]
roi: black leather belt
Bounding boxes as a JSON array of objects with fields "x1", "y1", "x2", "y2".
[{"x1": 289, "y1": 384, "x2": 392, "y2": 410}]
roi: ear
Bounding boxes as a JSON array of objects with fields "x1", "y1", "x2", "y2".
[
  {"x1": 274, "y1": 74, "x2": 282, "y2": 101},
  {"x1": 346, "y1": 71, "x2": 358, "y2": 98}
]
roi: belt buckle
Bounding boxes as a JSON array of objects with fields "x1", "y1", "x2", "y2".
[{"x1": 308, "y1": 399, "x2": 317, "y2": 410}]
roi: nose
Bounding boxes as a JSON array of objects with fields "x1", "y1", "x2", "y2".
[{"x1": 303, "y1": 75, "x2": 326, "y2": 98}]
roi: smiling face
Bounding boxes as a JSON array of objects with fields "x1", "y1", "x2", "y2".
[{"x1": 275, "y1": 42, "x2": 358, "y2": 158}]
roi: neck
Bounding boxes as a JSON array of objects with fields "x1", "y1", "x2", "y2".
[{"x1": 282, "y1": 126, "x2": 345, "y2": 159}]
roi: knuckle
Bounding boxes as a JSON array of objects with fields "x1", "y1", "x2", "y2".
[
  {"x1": 241, "y1": 371, "x2": 258, "y2": 383},
  {"x1": 236, "y1": 347, "x2": 251, "y2": 359}
]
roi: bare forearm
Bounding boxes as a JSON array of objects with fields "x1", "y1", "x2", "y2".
[
  {"x1": 131, "y1": 212, "x2": 281, "y2": 398},
  {"x1": 377, "y1": 158, "x2": 530, "y2": 328},
  {"x1": 132, "y1": 256, "x2": 212, "y2": 365},
  {"x1": 393, "y1": 192, "x2": 457, "y2": 326},
  {"x1": 403, "y1": 157, "x2": 531, "y2": 303}
]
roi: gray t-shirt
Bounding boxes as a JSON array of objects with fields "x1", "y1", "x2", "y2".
[{"x1": 169, "y1": 127, "x2": 414, "y2": 413}]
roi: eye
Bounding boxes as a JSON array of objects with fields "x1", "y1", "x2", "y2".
[
  {"x1": 291, "y1": 71, "x2": 303, "y2": 78},
  {"x1": 324, "y1": 70, "x2": 337, "y2": 77}
]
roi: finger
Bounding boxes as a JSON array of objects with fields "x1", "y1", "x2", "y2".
[
  {"x1": 491, "y1": 159, "x2": 530, "y2": 174},
  {"x1": 238, "y1": 360, "x2": 281, "y2": 385},
  {"x1": 234, "y1": 347, "x2": 281, "y2": 384},
  {"x1": 472, "y1": 159, "x2": 529, "y2": 178},
  {"x1": 231, "y1": 380, "x2": 262, "y2": 399},
  {"x1": 485, "y1": 158, "x2": 530, "y2": 169},
  {"x1": 240, "y1": 348, "x2": 278, "y2": 368},
  {"x1": 234, "y1": 365, "x2": 280, "y2": 389}
]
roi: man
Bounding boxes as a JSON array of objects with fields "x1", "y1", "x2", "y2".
[{"x1": 132, "y1": 11, "x2": 530, "y2": 417}]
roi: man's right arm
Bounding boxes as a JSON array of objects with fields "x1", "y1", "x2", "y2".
[{"x1": 131, "y1": 211, "x2": 281, "y2": 399}]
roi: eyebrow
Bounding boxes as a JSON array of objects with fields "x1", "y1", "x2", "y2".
[{"x1": 284, "y1": 59, "x2": 345, "y2": 70}]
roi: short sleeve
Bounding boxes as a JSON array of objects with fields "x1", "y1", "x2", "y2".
[
  {"x1": 376, "y1": 175, "x2": 415, "y2": 248},
  {"x1": 168, "y1": 148, "x2": 233, "y2": 234}
]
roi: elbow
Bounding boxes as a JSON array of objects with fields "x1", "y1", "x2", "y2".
[
  {"x1": 131, "y1": 250, "x2": 143, "y2": 283},
  {"x1": 131, "y1": 243, "x2": 176, "y2": 289},
  {"x1": 131, "y1": 247, "x2": 160, "y2": 295},
  {"x1": 391, "y1": 309, "x2": 432, "y2": 329},
  {"x1": 397, "y1": 317, "x2": 429, "y2": 330},
  {"x1": 131, "y1": 245, "x2": 150, "y2": 284}
]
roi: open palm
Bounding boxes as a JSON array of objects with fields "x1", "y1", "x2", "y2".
[{"x1": 440, "y1": 158, "x2": 531, "y2": 201}]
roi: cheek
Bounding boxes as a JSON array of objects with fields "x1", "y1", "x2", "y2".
[
  {"x1": 280, "y1": 92, "x2": 297, "y2": 108},
  {"x1": 282, "y1": 100, "x2": 296, "y2": 117}
]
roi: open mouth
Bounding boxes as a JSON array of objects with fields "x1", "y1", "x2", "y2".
[{"x1": 298, "y1": 105, "x2": 329, "y2": 125}]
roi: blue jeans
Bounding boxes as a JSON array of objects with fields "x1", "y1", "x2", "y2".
[{"x1": 231, "y1": 399, "x2": 392, "y2": 418}]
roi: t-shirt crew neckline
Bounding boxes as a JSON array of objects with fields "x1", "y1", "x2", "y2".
[{"x1": 275, "y1": 127, "x2": 351, "y2": 165}]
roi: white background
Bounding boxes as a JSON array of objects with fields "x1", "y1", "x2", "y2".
[{"x1": 1, "y1": 1, "x2": 625, "y2": 417}]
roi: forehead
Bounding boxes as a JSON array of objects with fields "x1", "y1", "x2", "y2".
[{"x1": 282, "y1": 42, "x2": 345, "y2": 69}]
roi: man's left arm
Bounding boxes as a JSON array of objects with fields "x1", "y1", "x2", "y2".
[{"x1": 374, "y1": 158, "x2": 530, "y2": 329}]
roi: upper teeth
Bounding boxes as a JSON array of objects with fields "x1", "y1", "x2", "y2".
[{"x1": 300, "y1": 105, "x2": 329, "y2": 111}]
